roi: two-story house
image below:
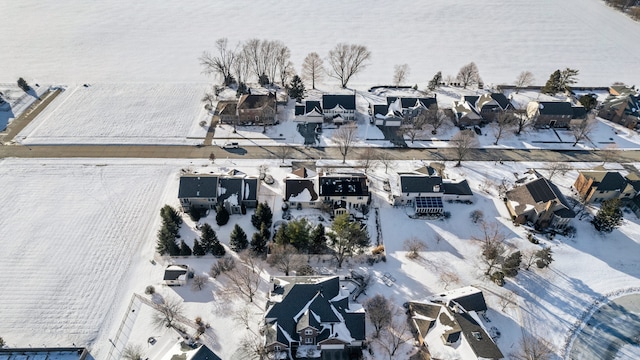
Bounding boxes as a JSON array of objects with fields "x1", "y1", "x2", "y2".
[
  {"x1": 370, "y1": 103, "x2": 403, "y2": 127},
  {"x1": 178, "y1": 175, "x2": 219, "y2": 211},
  {"x1": 178, "y1": 170, "x2": 259, "y2": 213},
  {"x1": 574, "y1": 170, "x2": 638, "y2": 203},
  {"x1": 284, "y1": 167, "x2": 320, "y2": 210},
  {"x1": 322, "y1": 94, "x2": 356, "y2": 123},
  {"x1": 319, "y1": 173, "x2": 369, "y2": 217},
  {"x1": 505, "y1": 176, "x2": 575, "y2": 229},
  {"x1": 598, "y1": 85, "x2": 640, "y2": 129},
  {"x1": 294, "y1": 101, "x2": 323, "y2": 124},
  {"x1": 263, "y1": 276, "x2": 366, "y2": 360},
  {"x1": 526, "y1": 101, "x2": 587, "y2": 128},
  {"x1": 237, "y1": 94, "x2": 276, "y2": 125},
  {"x1": 453, "y1": 93, "x2": 514, "y2": 126},
  {"x1": 386, "y1": 96, "x2": 437, "y2": 120}
]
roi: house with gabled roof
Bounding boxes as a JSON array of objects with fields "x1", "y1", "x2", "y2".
[
  {"x1": 505, "y1": 176, "x2": 575, "y2": 229},
  {"x1": 237, "y1": 93, "x2": 276, "y2": 125},
  {"x1": 574, "y1": 170, "x2": 637, "y2": 204},
  {"x1": 526, "y1": 101, "x2": 587, "y2": 128},
  {"x1": 370, "y1": 103, "x2": 403, "y2": 127},
  {"x1": 322, "y1": 94, "x2": 356, "y2": 123},
  {"x1": 178, "y1": 170, "x2": 258, "y2": 213},
  {"x1": 452, "y1": 96, "x2": 483, "y2": 127},
  {"x1": 319, "y1": 172, "x2": 369, "y2": 217},
  {"x1": 263, "y1": 276, "x2": 366, "y2": 360},
  {"x1": 598, "y1": 86, "x2": 640, "y2": 129},
  {"x1": 408, "y1": 287, "x2": 503, "y2": 360},
  {"x1": 163, "y1": 264, "x2": 190, "y2": 286},
  {"x1": 295, "y1": 101, "x2": 324, "y2": 124},
  {"x1": 393, "y1": 168, "x2": 474, "y2": 214},
  {"x1": 453, "y1": 93, "x2": 514, "y2": 125},
  {"x1": 284, "y1": 166, "x2": 320, "y2": 210},
  {"x1": 386, "y1": 96, "x2": 437, "y2": 120}
]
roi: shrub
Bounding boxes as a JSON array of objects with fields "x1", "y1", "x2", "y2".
[
  {"x1": 371, "y1": 245, "x2": 385, "y2": 255},
  {"x1": 215, "y1": 205, "x2": 229, "y2": 226},
  {"x1": 491, "y1": 271, "x2": 505, "y2": 286},
  {"x1": 470, "y1": 210, "x2": 484, "y2": 223},
  {"x1": 209, "y1": 256, "x2": 236, "y2": 278},
  {"x1": 145, "y1": 285, "x2": 155, "y2": 295},
  {"x1": 442, "y1": 211, "x2": 451, "y2": 219},
  {"x1": 296, "y1": 264, "x2": 316, "y2": 276}
]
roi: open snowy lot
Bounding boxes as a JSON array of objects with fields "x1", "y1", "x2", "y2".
[
  {"x1": 17, "y1": 83, "x2": 209, "y2": 145},
  {"x1": 2, "y1": 1, "x2": 640, "y2": 88}
]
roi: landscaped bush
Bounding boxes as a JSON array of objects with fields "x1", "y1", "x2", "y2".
[
  {"x1": 371, "y1": 245, "x2": 385, "y2": 255},
  {"x1": 145, "y1": 285, "x2": 155, "y2": 295}
]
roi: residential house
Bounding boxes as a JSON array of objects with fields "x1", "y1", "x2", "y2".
[
  {"x1": 284, "y1": 166, "x2": 320, "y2": 209},
  {"x1": 574, "y1": 170, "x2": 637, "y2": 203},
  {"x1": 158, "y1": 341, "x2": 222, "y2": 360},
  {"x1": 263, "y1": 276, "x2": 366, "y2": 360},
  {"x1": 452, "y1": 96, "x2": 483, "y2": 127},
  {"x1": 526, "y1": 101, "x2": 587, "y2": 128},
  {"x1": 393, "y1": 168, "x2": 473, "y2": 214},
  {"x1": 294, "y1": 101, "x2": 323, "y2": 124},
  {"x1": 163, "y1": 264, "x2": 189, "y2": 286},
  {"x1": 408, "y1": 287, "x2": 503, "y2": 360},
  {"x1": 319, "y1": 172, "x2": 369, "y2": 217},
  {"x1": 505, "y1": 177, "x2": 575, "y2": 229},
  {"x1": 322, "y1": 94, "x2": 356, "y2": 123},
  {"x1": 178, "y1": 175, "x2": 219, "y2": 211},
  {"x1": 598, "y1": 86, "x2": 640, "y2": 128},
  {"x1": 178, "y1": 171, "x2": 258, "y2": 213},
  {"x1": 217, "y1": 94, "x2": 275, "y2": 126},
  {"x1": 370, "y1": 103, "x2": 403, "y2": 127},
  {"x1": 386, "y1": 96, "x2": 437, "y2": 120},
  {"x1": 453, "y1": 93, "x2": 513, "y2": 126}
]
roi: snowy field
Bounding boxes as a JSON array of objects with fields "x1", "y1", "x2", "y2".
[
  {"x1": 2, "y1": 157, "x2": 639, "y2": 359},
  {"x1": 16, "y1": 84, "x2": 209, "y2": 145},
  {"x1": 2, "y1": 1, "x2": 640, "y2": 88}
]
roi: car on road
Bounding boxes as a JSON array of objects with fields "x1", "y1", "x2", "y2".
[{"x1": 222, "y1": 142, "x2": 239, "y2": 149}]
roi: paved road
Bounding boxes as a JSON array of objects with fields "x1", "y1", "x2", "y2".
[{"x1": 2, "y1": 143, "x2": 640, "y2": 163}]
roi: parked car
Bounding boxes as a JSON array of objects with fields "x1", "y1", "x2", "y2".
[{"x1": 222, "y1": 142, "x2": 239, "y2": 149}]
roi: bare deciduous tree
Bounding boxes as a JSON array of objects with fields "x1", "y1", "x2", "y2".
[
  {"x1": 274, "y1": 145, "x2": 292, "y2": 163},
  {"x1": 358, "y1": 147, "x2": 379, "y2": 173},
  {"x1": 499, "y1": 291, "x2": 517, "y2": 312},
  {"x1": 546, "y1": 162, "x2": 571, "y2": 181},
  {"x1": 378, "y1": 151, "x2": 394, "y2": 173},
  {"x1": 122, "y1": 344, "x2": 144, "y2": 360},
  {"x1": 327, "y1": 43, "x2": 372, "y2": 88},
  {"x1": 233, "y1": 49, "x2": 251, "y2": 86},
  {"x1": 192, "y1": 274, "x2": 209, "y2": 291},
  {"x1": 202, "y1": 92, "x2": 216, "y2": 110},
  {"x1": 493, "y1": 110, "x2": 517, "y2": 145},
  {"x1": 514, "y1": 109, "x2": 534, "y2": 135},
  {"x1": 152, "y1": 297, "x2": 185, "y2": 330},
  {"x1": 237, "y1": 333, "x2": 269, "y2": 360},
  {"x1": 510, "y1": 332, "x2": 554, "y2": 360},
  {"x1": 392, "y1": 64, "x2": 410, "y2": 86},
  {"x1": 365, "y1": 294, "x2": 392, "y2": 338},
  {"x1": 470, "y1": 209, "x2": 484, "y2": 224},
  {"x1": 439, "y1": 270, "x2": 460, "y2": 290},
  {"x1": 456, "y1": 62, "x2": 481, "y2": 89},
  {"x1": 301, "y1": 52, "x2": 324, "y2": 90},
  {"x1": 332, "y1": 123, "x2": 359, "y2": 163},
  {"x1": 225, "y1": 252, "x2": 262, "y2": 302},
  {"x1": 425, "y1": 106, "x2": 450, "y2": 135},
  {"x1": 403, "y1": 237, "x2": 427, "y2": 259},
  {"x1": 267, "y1": 244, "x2": 305, "y2": 276},
  {"x1": 515, "y1": 71, "x2": 535, "y2": 92},
  {"x1": 200, "y1": 38, "x2": 237, "y2": 86},
  {"x1": 451, "y1": 129, "x2": 478, "y2": 167},
  {"x1": 522, "y1": 249, "x2": 537, "y2": 271},
  {"x1": 376, "y1": 319, "x2": 413, "y2": 359},
  {"x1": 401, "y1": 113, "x2": 427, "y2": 144},
  {"x1": 571, "y1": 117, "x2": 596, "y2": 146},
  {"x1": 472, "y1": 221, "x2": 506, "y2": 276}
]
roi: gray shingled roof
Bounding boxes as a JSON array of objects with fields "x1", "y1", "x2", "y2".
[
  {"x1": 449, "y1": 291, "x2": 487, "y2": 312},
  {"x1": 285, "y1": 179, "x2": 318, "y2": 201},
  {"x1": 244, "y1": 178, "x2": 258, "y2": 201},
  {"x1": 178, "y1": 175, "x2": 218, "y2": 198},
  {"x1": 217, "y1": 177, "x2": 242, "y2": 203},
  {"x1": 442, "y1": 180, "x2": 473, "y2": 196},
  {"x1": 581, "y1": 171, "x2": 627, "y2": 191},
  {"x1": 295, "y1": 104, "x2": 306, "y2": 116},
  {"x1": 320, "y1": 176, "x2": 368, "y2": 197},
  {"x1": 454, "y1": 312, "x2": 504, "y2": 359},
  {"x1": 306, "y1": 101, "x2": 323, "y2": 114},
  {"x1": 400, "y1": 175, "x2": 443, "y2": 193},
  {"x1": 323, "y1": 94, "x2": 356, "y2": 110},
  {"x1": 538, "y1": 102, "x2": 573, "y2": 116}
]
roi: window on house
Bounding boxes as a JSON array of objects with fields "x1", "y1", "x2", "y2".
[
  {"x1": 274, "y1": 345, "x2": 281, "y2": 351},
  {"x1": 305, "y1": 329, "x2": 313, "y2": 335},
  {"x1": 357, "y1": 196, "x2": 363, "y2": 200},
  {"x1": 305, "y1": 337, "x2": 313, "y2": 344}
]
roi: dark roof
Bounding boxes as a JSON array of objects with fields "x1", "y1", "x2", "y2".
[
  {"x1": 454, "y1": 312, "x2": 504, "y2": 359},
  {"x1": 285, "y1": 179, "x2": 318, "y2": 201},
  {"x1": 217, "y1": 101, "x2": 237, "y2": 116},
  {"x1": 163, "y1": 265, "x2": 188, "y2": 281},
  {"x1": 442, "y1": 180, "x2": 473, "y2": 196},
  {"x1": 464, "y1": 96, "x2": 479, "y2": 106},
  {"x1": 295, "y1": 104, "x2": 306, "y2": 116},
  {"x1": 217, "y1": 177, "x2": 242, "y2": 203},
  {"x1": 507, "y1": 177, "x2": 575, "y2": 219},
  {"x1": 191, "y1": 344, "x2": 222, "y2": 360},
  {"x1": 238, "y1": 94, "x2": 273, "y2": 109},
  {"x1": 572, "y1": 106, "x2": 587, "y2": 119},
  {"x1": 320, "y1": 175, "x2": 368, "y2": 197},
  {"x1": 400, "y1": 175, "x2": 443, "y2": 193},
  {"x1": 343, "y1": 312, "x2": 366, "y2": 341},
  {"x1": 490, "y1": 93, "x2": 512, "y2": 109},
  {"x1": 409, "y1": 302, "x2": 440, "y2": 336},
  {"x1": 178, "y1": 175, "x2": 218, "y2": 198},
  {"x1": 582, "y1": 171, "x2": 627, "y2": 191},
  {"x1": 323, "y1": 94, "x2": 356, "y2": 110},
  {"x1": 243, "y1": 178, "x2": 258, "y2": 201},
  {"x1": 306, "y1": 101, "x2": 323, "y2": 114},
  {"x1": 526, "y1": 177, "x2": 558, "y2": 203},
  {"x1": 449, "y1": 291, "x2": 487, "y2": 312},
  {"x1": 387, "y1": 97, "x2": 437, "y2": 109},
  {"x1": 538, "y1": 101, "x2": 573, "y2": 116},
  {"x1": 372, "y1": 104, "x2": 389, "y2": 116}
]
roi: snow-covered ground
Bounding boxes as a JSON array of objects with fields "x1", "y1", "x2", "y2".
[
  {"x1": 2, "y1": 157, "x2": 639, "y2": 359},
  {"x1": 3, "y1": 1, "x2": 640, "y2": 88},
  {"x1": 16, "y1": 84, "x2": 209, "y2": 145}
]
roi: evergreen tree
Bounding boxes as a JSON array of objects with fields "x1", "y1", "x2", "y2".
[
  {"x1": 251, "y1": 202, "x2": 273, "y2": 229},
  {"x1": 579, "y1": 94, "x2": 597, "y2": 111},
  {"x1": 156, "y1": 227, "x2": 180, "y2": 256},
  {"x1": 229, "y1": 224, "x2": 248, "y2": 251},
  {"x1": 216, "y1": 205, "x2": 230, "y2": 226},
  {"x1": 211, "y1": 238, "x2": 226, "y2": 257},
  {"x1": 192, "y1": 238, "x2": 206, "y2": 256},
  {"x1": 250, "y1": 231, "x2": 267, "y2": 255},
  {"x1": 535, "y1": 247, "x2": 553, "y2": 269},
  {"x1": 288, "y1": 75, "x2": 305, "y2": 102},
  {"x1": 236, "y1": 82, "x2": 249, "y2": 97},
  {"x1": 274, "y1": 223, "x2": 289, "y2": 246},
  {"x1": 160, "y1": 205, "x2": 183, "y2": 226},
  {"x1": 260, "y1": 222, "x2": 271, "y2": 242},
  {"x1": 179, "y1": 240, "x2": 192, "y2": 256},
  {"x1": 287, "y1": 218, "x2": 312, "y2": 251},
  {"x1": 17, "y1": 77, "x2": 30, "y2": 91},
  {"x1": 428, "y1": 71, "x2": 442, "y2": 91},
  {"x1": 259, "y1": 74, "x2": 270, "y2": 86},
  {"x1": 502, "y1": 251, "x2": 522, "y2": 277},
  {"x1": 200, "y1": 223, "x2": 218, "y2": 253},
  {"x1": 328, "y1": 213, "x2": 370, "y2": 268},
  {"x1": 541, "y1": 70, "x2": 562, "y2": 95},
  {"x1": 310, "y1": 224, "x2": 327, "y2": 253},
  {"x1": 592, "y1": 198, "x2": 623, "y2": 233}
]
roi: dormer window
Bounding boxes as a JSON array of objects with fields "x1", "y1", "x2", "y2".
[{"x1": 305, "y1": 329, "x2": 313, "y2": 335}]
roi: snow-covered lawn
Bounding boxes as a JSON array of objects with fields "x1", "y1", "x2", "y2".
[
  {"x1": 17, "y1": 84, "x2": 210, "y2": 145},
  {"x1": 3, "y1": 1, "x2": 640, "y2": 88}
]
